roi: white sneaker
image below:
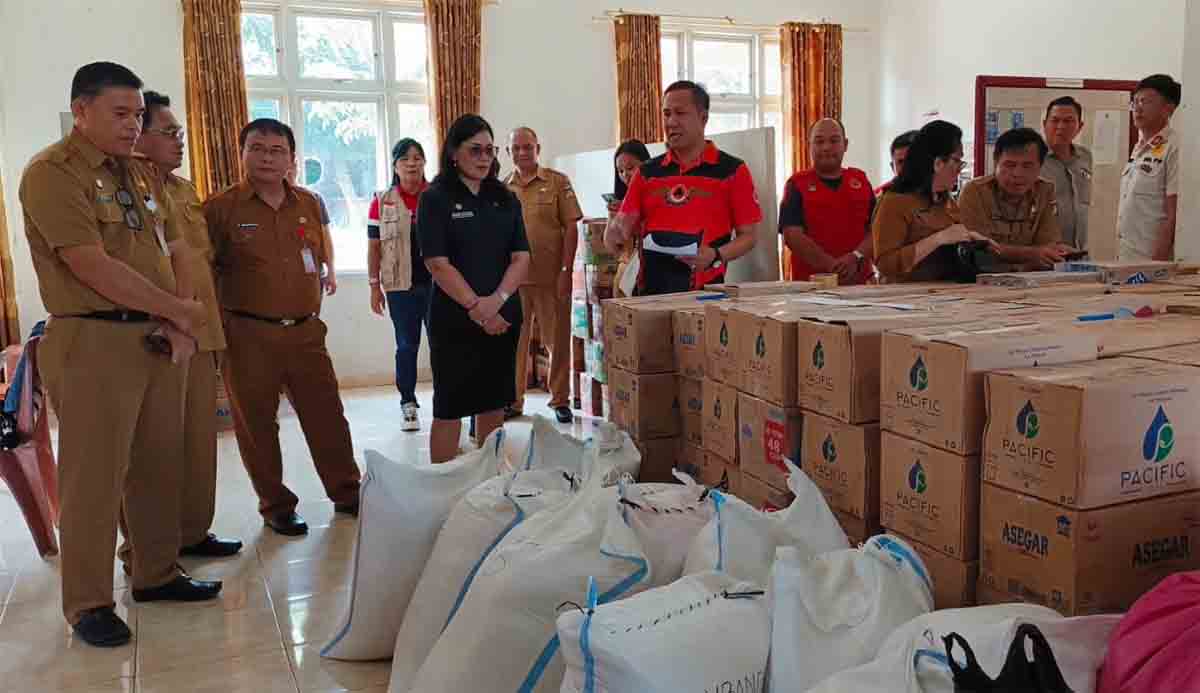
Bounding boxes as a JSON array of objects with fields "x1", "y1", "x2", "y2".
[{"x1": 401, "y1": 402, "x2": 420, "y2": 432}]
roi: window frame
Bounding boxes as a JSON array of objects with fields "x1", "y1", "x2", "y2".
[{"x1": 661, "y1": 25, "x2": 780, "y2": 132}]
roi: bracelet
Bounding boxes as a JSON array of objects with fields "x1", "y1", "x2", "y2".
[
  {"x1": 368, "y1": 277, "x2": 380, "y2": 286},
  {"x1": 465, "y1": 298, "x2": 481, "y2": 311}
]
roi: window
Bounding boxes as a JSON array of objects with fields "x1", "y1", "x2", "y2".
[{"x1": 241, "y1": 2, "x2": 433, "y2": 272}]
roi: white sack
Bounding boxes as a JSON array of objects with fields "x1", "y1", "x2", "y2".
[
  {"x1": 557, "y1": 571, "x2": 770, "y2": 693},
  {"x1": 320, "y1": 429, "x2": 505, "y2": 661},
  {"x1": 684, "y1": 460, "x2": 848, "y2": 586},
  {"x1": 770, "y1": 534, "x2": 935, "y2": 691}
]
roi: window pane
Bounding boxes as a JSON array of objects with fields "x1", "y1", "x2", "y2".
[
  {"x1": 694, "y1": 39, "x2": 751, "y2": 95},
  {"x1": 297, "y1": 15, "x2": 377, "y2": 81},
  {"x1": 302, "y1": 100, "x2": 382, "y2": 271},
  {"x1": 396, "y1": 102, "x2": 436, "y2": 180},
  {"x1": 249, "y1": 98, "x2": 281, "y2": 121},
  {"x1": 393, "y1": 21, "x2": 428, "y2": 83},
  {"x1": 763, "y1": 42, "x2": 781, "y2": 96},
  {"x1": 241, "y1": 13, "x2": 278, "y2": 77},
  {"x1": 708, "y1": 111, "x2": 751, "y2": 135},
  {"x1": 661, "y1": 36, "x2": 679, "y2": 87}
]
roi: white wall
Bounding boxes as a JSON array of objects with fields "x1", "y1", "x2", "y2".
[{"x1": 878, "y1": 0, "x2": 1186, "y2": 177}]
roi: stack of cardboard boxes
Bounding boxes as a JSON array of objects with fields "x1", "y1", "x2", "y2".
[{"x1": 572, "y1": 219, "x2": 617, "y2": 417}]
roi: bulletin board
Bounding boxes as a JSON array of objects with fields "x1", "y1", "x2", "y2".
[{"x1": 974, "y1": 76, "x2": 1139, "y2": 261}]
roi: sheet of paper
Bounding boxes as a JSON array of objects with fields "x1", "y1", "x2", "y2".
[
  {"x1": 642, "y1": 234, "x2": 699, "y2": 257},
  {"x1": 619, "y1": 253, "x2": 639, "y2": 297},
  {"x1": 1092, "y1": 109, "x2": 1121, "y2": 166}
]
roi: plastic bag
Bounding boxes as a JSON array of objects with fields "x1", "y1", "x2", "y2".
[{"x1": 945, "y1": 623, "x2": 1072, "y2": 692}]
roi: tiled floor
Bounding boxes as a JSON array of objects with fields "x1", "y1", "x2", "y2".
[{"x1": 0, "y1": 385, "x2": 591, "y2": 693}]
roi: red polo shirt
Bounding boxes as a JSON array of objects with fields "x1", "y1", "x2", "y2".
[{"x1": 620, "y1": 141, "x2": 762, "y2": 294}]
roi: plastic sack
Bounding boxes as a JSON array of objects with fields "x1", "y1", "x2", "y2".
[
  {"x1": 1097, "y1": 571, "x2": 1200, "y2": 693},
  {"x1": 684, "y1": 460, "x2": 848, "y2": 587},
  {"x1": 770, "y1": 534, "x2": 934, "y2": 691},
  {"x1": 946, "y1": 623, "x2": 1072, "y2": 692},
  {"x1": 806, "y1": 604, "x2": 1119, "y2": 693},
  {"x1": 404, "y1": 474, "x2": 712, "y2": 693},
  {"x1": 557, "y1": 571, "x2": 769, "y2": 693},
  {"x1": 320, "y1": 429, "x2": 506, "y2": 660}
]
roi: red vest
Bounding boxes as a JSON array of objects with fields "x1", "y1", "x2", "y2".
[{"x1": 786, "y1": 168, "x2": 874, "y2": 281}]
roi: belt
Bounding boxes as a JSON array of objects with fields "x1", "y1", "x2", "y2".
[
  {"x1": 60, "y1": 310, "x2": 155, "y2": 323},
  {"x1": 229, "y1": 310, "x2": 313, "y2": 327}
]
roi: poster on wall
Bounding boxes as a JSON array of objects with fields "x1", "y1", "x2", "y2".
[
  {"x1": 986, "y1": 111, "x2": 999, "y2": 144},
  {"x1": 1093, "y1": 109, "x2": 1122, "y2": 166}
]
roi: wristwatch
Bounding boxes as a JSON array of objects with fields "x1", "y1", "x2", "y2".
[
  {"x1": 852, "y1": 250, "x2": 865, "y2": 262},
  {"x1": 368, "y1": 277, "x2": 381, "y2": 286},
  {"x1": 709, "y1": 247, "x2": 724, "y2": 269}
]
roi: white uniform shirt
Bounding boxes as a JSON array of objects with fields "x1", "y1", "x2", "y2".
[{"x1": 1117, "y1": 126, "x2": 1179, "y2": 260}]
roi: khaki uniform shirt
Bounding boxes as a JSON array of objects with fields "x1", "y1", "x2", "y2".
[
  {"x1": 1040, "y1": 144, "x2": 1092, "y2": 251},
  {"x1": 20, "y1": 131, "x2": 180, "y2": 316},
  {"x1": 204, "y1": 181, "x2": 328, "y2": 319},
  {"x1": 1118, "y1": 126, "x2": 1180, "y2": 260},
  {"x1": 505, "y1": 166, "x2": 583, "y2": 286},
  {"x1": 959, "y1": 175, "x2": 1061, "y2": 248},
  {"x1": 872, "y1": 190, "x2": 962, "y2": 282},
  {"x1": 160, "y1": 170, "x2": 226, "y2": 351}
]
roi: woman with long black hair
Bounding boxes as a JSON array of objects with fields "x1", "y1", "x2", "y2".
[
  {"x1": 418, "y1": 115, "x2": 529, "y2": 463},
  {"x1": 609, "y1": 139, "x2": 651, "y2": 297}
]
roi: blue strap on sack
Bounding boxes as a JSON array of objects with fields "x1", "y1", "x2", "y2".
[
  {"x1": 580, "y1": 577, "x2": 600, "y2": 693},
  {"x1": 443, "y1": 494, "x2": 526, "y2": 632}
]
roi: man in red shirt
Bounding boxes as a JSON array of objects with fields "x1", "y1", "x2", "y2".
[
  {"x1": 605, "y1": 81, "x2": 762, "y2": 295},
  {"x1": 780, "y1": 118, "x2": 876, "y2": 284},
  {"x1": 876, "y1": 129, "x2": 918, "y2": 196}
]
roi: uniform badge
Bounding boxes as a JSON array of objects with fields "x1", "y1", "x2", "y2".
[
  {"x1": 145, "y1": 197, "x2": 157, "y2": 213},
  {"x1": 299, "y1": 216, "x2": 307, "y2": 224},
  {"x1": 666, "y1": 183, "x2": 692, "y2": 206},
  {"x1": 455, "y1": 203, "x2": 463, "y2": 210},
  {"x1": 849, "y1": 179, "x2": 863, "y2": 190},
  {"x1": 1152, "y1": 144, "x2": 1166, "y2": 158},
  {"x1": 1141, "y1": 163, "x2": 1154, "y2": 173},
  {"x1": 1150, "y1": 135, "x2": 1165, "y2": 147},
  {"x1": 96, "y1": 179, "x2": 104, "y2": 189}
]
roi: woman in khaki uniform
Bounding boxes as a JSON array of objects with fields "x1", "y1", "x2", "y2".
[
  {"x1": 608, "y1": 140, "x2": 651, "y2": 297},
  {"x1": 873, "y1": 120, "x2": 993, "y2": 282}
]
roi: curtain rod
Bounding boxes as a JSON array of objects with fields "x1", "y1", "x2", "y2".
[{"x1": 595, "y1": 9, "x2": 869, "y2": 33}]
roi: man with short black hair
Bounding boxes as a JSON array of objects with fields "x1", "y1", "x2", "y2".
[
  {"x1": 205, "y1": 118, "x2": 361, "y2": 537},
  {"x1": 133, "y1": 90, "x2": 243, "y2": 560},
  {"x1": 20, "y1": 61, "x2": 220, "y2": 647},
  {"x1": 959, "y1": 127, "x2": 1071, "y2": 270},
  {"x1": 605, "y1": 80, "x2": 762, "y2": 294},
  {"x1": 877, "y1": 130, "x2": 918, "y2": 195},
  {"x1": 1041, "y1": 96, "x2": 1092, "y2": 252},
  {"x1": 1119, "y1": 74, "x2": 1182, "y2": 260}
]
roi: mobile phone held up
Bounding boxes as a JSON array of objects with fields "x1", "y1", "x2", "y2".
[{"x1": 602, "y1": 193, "x2": 619, "y2": 205}]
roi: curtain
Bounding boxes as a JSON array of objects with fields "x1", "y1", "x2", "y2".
[
  {"x1": 182, "y1": 0, "x2": 249, "y2": 199},
  {"x1": 780, "y1": 22, "x2": 843, "y2": 279},
  {"x1": 0, "y1": 180, "x2": 20, "y2": 346},
  {"x1": 614, "y1": 14, "x2": 664, "y2": 144},
  {"x1": 424, "y1": 0, "x2": 482, "y2": 150}
]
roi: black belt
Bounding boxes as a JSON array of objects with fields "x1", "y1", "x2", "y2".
[
  {"x1": 61, "y1": 310, "x2": 155, "y2": 323},
  {"x1": 229, "y1": 310, "x2": 313, "y2": 327}
]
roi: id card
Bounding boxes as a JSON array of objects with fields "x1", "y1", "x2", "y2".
[
  {"x1": 154, "y1": 220, "x2": 170, "y2": 257},
  {"x1": 301, "y1": 247, "x2": 318, "y2": 274}
]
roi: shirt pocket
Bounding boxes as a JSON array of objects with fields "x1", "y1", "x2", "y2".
[
  {"x1": 93, "y1": 201, "x2": 134, "y2": 255},
  {"x1": 1133, "y1": 163, "x2": 1165, "y2": 196},
  {"x1": 379, "y1": 205, "x2": 405, "y2": 240},
  {"x1": 534, "y1": 189, "x2": 559, "y2": 223},
  {"x1": 1076, "y1": 170, "x2": 1092, "y2": 206}
]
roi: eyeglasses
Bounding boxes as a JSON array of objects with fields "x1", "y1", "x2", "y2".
[
  {"x1": 145, "y1": 126, "x2": 185, "y2": 141},
  {"x1": 115, "y1": 188, "x2": 144, "y2": 230},
  {"x1": 1130, "y1": 96, "x2": 1160, "y2": 110},
  {"x1": 465, "y1": 144, "x2": 497, "y2": 160},
  {"x1": 248, "y1": 144, "x2": 290, "y2": 158}
]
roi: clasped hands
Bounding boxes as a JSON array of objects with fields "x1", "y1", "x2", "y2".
[{"x1": 468, "y1": 293, "x2": 512, "y2": 335}]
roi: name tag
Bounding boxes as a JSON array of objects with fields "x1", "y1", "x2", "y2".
[
  {"x1": 238, "y1": 223, "x2": 259, "y2": 230},
  {"x1": 451, "y1": 211, "x2": 475, "y2": 220},
  {"x1": 97, "y1": 193, "x2": 115, "y2": 203},
  {"x1": 302, "y1": 247, "x2": 318, "y2": 274}
]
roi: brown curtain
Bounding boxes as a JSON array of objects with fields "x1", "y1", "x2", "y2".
[
  {"x1": 0, "y1": 180, "x2": 20, "y2": 346},
  {"x1": 780, "y1": 22, "x2": 843, "y2": 279},
  {"x1": 614, "y1": 14, "x2": 664, "y2": 144},
  {"x1": 424, "y1": 0, "x2": 482, "y2": 150},
  {"x1": 182, "y1": 0, "x2": 250, "y2": 199}
]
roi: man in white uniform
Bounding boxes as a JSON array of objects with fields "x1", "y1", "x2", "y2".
[{"x1": 1117, "y1": 74, "x2": 1181, "y2": 261}]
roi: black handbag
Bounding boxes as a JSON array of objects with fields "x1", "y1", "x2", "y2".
[{"x1": 944, "y1": 623, "x2": 1074, "y2": 693}]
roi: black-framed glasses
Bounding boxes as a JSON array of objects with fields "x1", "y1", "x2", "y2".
[
  {"x1": 145, "y1": 126, "x2": 185, "y2": 141},
  {"x1": 115, "y1": 187, "x2": 143, "y2": 230},
  {"x1": 466, "y1": 144, "x2": 498, "y2": 160}
]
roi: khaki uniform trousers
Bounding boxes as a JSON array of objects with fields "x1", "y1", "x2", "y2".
[
  {"x1": 222, "y1": 314, "x2": 360, "y2": 518},
  {"x1": 39, "y1": 318, "x2": 186, "y2": 625},
  {"x1": 181, "y1": 351, "x2": 219, "y2": 546},
  {"x1": 514, "y1": 284, "x2": 571, "y2": 410}
]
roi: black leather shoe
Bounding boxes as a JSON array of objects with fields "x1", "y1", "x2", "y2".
[
  {"x1": 132, "y1": 575, "x2": 222, "y2": 603},
  {"x1": 334, "y1": 502, "x2": 359, "y2": 517},
  {"x1": 554, "y1": 406, "x2": 574, "y2": 424},
  {"x1": 180, "y1": 534, "x2": 244, "y2": 558},
  {"x1": 265, "y1": 512, "x2": 308, "y2": 536},
  {"x1": 504, "y1": 406, "x2": 523, "y2": 421},
  {"x1": 72, "y1": 607, "x2": 132, "y2": 647}
]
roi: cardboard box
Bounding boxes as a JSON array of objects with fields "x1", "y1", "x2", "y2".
[
  {"x1": 634, "y1": 437, "x2": 680, "y2": 483},
  {"x1": 703, "y1": 379, "x2": 740, "y2": 463},
  {"x1": 1018, "y1": 291, "x2": 1170, "y2": 318},
  {"x1": 736, "y1": 392, "x2": 802, "y2": 489},
  {"x1": 721, "y1": 280, "x2": 820, "y2": 298},
  {"x1": 582, "y1": 375, "x2": 605, "y2": 418},
  {"x1": 676, "y1": 443, "x2": 705, "y2": 482},
  {"x1": 1055, "y1": 259, "x2": 1177, "y2": 284},
  {"x1": 677, "y1": 445, "x2": 742, "y2": 493},
  {"x1": 835, "y1": 510, "x2": 882, "y2": 546},
  {"x1": 581, "y1": 218, "x2": 616, "y2": 266},
  {"x1": 608, "y1": 368, "x2": 679, "y2": 441},
  {"x1": 678, "y1": 376, "x2": 704, "y2": 448},
  {"x1": 894, "y1": 532, "x2": 979, "y2": 610},
  {"x1": 881, "y1": 321, "x2": 1099, "y2": 455},
  {"x1": 802, "y1": 412, "x2": 881, "y2": 522},
  {"x1": 705, "y1": 301, "x2": 741, "y2": 386},
  {"x1": 571, "y1": 301, "x2": 592, "y2": 340},
  {"x1": 880, "y1": 431, "x2": 981, "y2": 561},
  {"x1": 983, "y1": 357, "x2": 1200, "y2": 509},
  {"x1": 1082, "y1": 314, "x2": 1200, "y2": 358},
  {"x1": 979, "y1": 483, "x2": 1200, "y2": 616},
  {"x1": 738, "y1": 471, "x2": 795, "y2": 511},
  {"x1": 732, "y1": 302, "x2": 802, "y2": 406},
  {"x1": 1128, "y1": 341, "x2": 1200, "y2": 367},
  {"x1": 977, "y1": 270, "x2": 1101, "y2": 288},
  {"x1": 605, "y1": 293, "x2": 724, "y2": 374},
  {"x1": 673, "y1": 307, "x2": 707, "y2": 380},
  {"x1": 584, "y1": 339, "x2": 606, "y2": 384}
]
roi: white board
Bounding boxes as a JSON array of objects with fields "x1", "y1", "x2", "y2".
[{"x1": 554, "y1": 127, "x2": 780, "y2": 283}]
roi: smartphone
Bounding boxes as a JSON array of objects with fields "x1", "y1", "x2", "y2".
[
  {"x1": 602, "y1": 193, "x2": 619, "y2": 205},
  {"x1": 1064, "y1": 250, "x2": 1088, "y2": 261}
]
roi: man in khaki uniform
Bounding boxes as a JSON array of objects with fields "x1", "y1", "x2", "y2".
[
  {"x1": 133, "y1": 90, "x2": 242, "y2": 557},
  {"x1": 960, "y1": 127, "x2": 1072, "y2": 271},
  {"x1": 505, "y1": 127, "x2": 582, "y2": 424},
  {"x1": 204, "y1": 118, "x2": 360, "y2": 537},
  {"x1": 19, "y1": 62, "x2": 220, "y2": 647}
]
